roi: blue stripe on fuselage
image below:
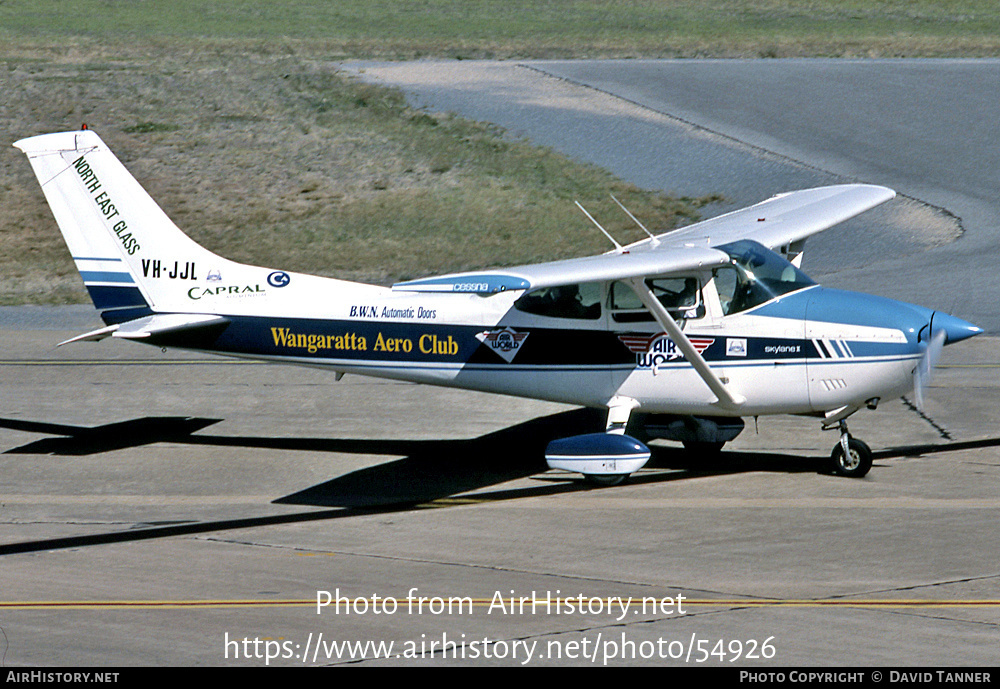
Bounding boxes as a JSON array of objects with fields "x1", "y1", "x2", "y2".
[{"x1": 139, "y1": 313, "x2": 918, "y2": 368}]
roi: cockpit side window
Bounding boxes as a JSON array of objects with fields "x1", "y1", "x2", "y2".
[
  {"x1": 712, "y1": 265, "x2": 770, "y2": 316},
  {"x1": 514, "y1": 282, "x2": 602, "y2": 319},
  {"x1": 712, "y1": 266, "x2": 740, "y2": 316},
  {"x1": 713, "y1": 240, "x2": 815, "y2": 315}
]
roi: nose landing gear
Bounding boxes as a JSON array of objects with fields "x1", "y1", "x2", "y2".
[{"x1": 830, "y1": 419, "x2": 872, "y2": 478}]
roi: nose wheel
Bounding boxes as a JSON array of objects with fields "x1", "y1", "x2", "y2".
[{"x1": 830, "y1": 421, "x2": 872, "y2": 478}]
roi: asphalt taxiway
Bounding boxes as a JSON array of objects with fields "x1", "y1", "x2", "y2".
[
  {"x1": 2, "y1": 60, "x2": 999, "y2": 666},
  {"x1": 0, "y1": 325, "x2": 997, "y2": 666}
]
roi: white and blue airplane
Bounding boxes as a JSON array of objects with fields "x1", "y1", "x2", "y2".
[{"x1": 14, "y1": 129, "x2": 982, "y2": 484}]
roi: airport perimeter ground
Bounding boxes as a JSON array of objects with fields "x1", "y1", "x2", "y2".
[{"x1": 2, "y1": 51, "x2": 1000, "y2": 671}]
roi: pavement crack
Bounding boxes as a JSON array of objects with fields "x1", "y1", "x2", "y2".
[
  {"x1": 827, "y1": 571, "x2": 1000, "y2": 599},
  {"x1": 1, "y1": 519, "x2": 139, "y2": 527},
  {"x1": 900, "y1": 395, "x2": 954, "y2": 440}
]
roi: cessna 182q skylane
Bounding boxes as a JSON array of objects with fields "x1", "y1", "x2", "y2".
[{"x1": 15, "y1": 130, "x2": 982, "y2": 484}]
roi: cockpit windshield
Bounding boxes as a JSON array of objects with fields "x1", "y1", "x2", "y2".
[{"x1": 713, "y1": 240, "x2": 815, "y2": 315}]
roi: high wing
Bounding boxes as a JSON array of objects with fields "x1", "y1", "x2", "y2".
[
  {"x1": 393, "y1": 183, "x2": 895, "y2": 411},
  {"x1": 654, "y1": 183, "x2": 895, "y2": 251},
  {"x1": 392, "y1": 184, "x2": 895, "y2": 294}
]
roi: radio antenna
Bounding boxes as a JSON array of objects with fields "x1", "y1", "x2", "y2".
[
  {"x1": 611, "y1": 194, "x2": 659, "y2": 245},
  {"x1": 575, "y1": 201, "x2": 623, "y2": 252}
]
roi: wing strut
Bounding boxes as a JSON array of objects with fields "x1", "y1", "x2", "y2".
[{"x1": 626, "y1": 278, "x2": 746, "y2": 410}]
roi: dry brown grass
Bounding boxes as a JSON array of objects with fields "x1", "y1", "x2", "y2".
[{"x1": 1, "y1": 49, "x2": 714, "y2": 304}]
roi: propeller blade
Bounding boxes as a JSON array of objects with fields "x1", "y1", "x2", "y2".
[{"x1": 913, "y1": 328, "x2": 946, "y2": 412}]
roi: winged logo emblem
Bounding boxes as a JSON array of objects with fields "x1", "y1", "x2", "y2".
[{"x1": 476, "y1": 327, "x2": 529, "y2": 362}]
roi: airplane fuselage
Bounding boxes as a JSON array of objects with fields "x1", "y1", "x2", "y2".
[{"x1": 136, "y1": 274, "x2": 936, "y2": 418}]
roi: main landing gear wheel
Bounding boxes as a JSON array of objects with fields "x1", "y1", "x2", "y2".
[
  {"x1": 583, "y1": 474, "x2": 627, "y2": 487},
  {"x1": 830, "y1": 437, "x2": 872, "y2": 478},
  {"x1": 682, "y1": 441, "x2": 725, "y2": 456}
]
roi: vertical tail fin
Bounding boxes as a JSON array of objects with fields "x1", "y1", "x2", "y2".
[{"x1": 14, "y1": 130, "x2": 237, "y2": 323}]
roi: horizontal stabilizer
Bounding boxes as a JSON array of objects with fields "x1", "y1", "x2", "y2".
[
  {"x1": 58, "y1": 314, "x2": 229, "y2": 347},
  {"x1": 57, "y1": 324, "x2": 121, "y2": 346}
]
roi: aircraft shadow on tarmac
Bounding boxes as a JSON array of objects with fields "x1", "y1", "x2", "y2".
[
  {"x1": 3, "y1": 412, "x2": 999, "y2": 556},
  {"x1": 3, "y1": 411, "x2": 996, "y2": 509},
  {"x1": 0, "y1": 416, "x2": 223, "y2": 455}
]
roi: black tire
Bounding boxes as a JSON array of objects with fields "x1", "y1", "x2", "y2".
[
  {"x1": 830, "y1": 437, "x2": 872, "y2": 478},
  {"x1": 583, "y1": 474, "x2": 627, "y2": 487},
  {"x1": 682, "y1": 441, "x2": 725, "y2": 456}
]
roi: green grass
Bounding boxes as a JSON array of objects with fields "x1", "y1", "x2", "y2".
[{"x1": 2, "y1": 0, "x2": 998, "y2": 58}]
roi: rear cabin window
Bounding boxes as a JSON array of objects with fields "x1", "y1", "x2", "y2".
[{"x1": 514, "y1": 283, "x2": 602, "y2": 319}]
